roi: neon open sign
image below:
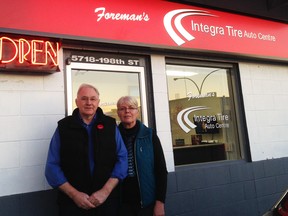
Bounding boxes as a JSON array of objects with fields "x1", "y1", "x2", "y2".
[{"x1": 0, "y1": 35, "x2": 60, "y2": 72}]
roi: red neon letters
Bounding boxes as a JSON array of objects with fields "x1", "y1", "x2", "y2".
[{"x1": 0, "y1": 36, "x2": 59, "y2": 71}]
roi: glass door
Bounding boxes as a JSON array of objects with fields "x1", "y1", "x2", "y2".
[{"x1": 65, "y1": 51, "x2": 148, "y2": 125}]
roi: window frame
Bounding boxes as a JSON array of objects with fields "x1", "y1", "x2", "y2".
[
  {"x1": 166, "y1": 58, "x2": 251, "y2": 164},
  {"x1": 64, "y1": 55, "x2": 149, "y2": 125}
]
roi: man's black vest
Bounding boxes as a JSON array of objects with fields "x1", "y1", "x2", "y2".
[{"x1": 57, "y1": 108, "x2": 118, "y2": 203}]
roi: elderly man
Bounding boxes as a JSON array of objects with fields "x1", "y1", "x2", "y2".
[{"x1": 45, "y1": 83, "x2": 128, "y2": 216}]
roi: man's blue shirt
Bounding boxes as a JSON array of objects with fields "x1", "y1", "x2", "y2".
[{"x1": 45, "y1": 114, "x2": 128, "y2": 188}]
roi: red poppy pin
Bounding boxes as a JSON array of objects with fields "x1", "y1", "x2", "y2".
[{"x1": 97, "y1": 124, "x2": 104, "y2": 129}]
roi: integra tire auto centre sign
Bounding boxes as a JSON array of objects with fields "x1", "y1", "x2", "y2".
[{"x1": 0, "y1": 0, "x2": 287, "y2": 61}]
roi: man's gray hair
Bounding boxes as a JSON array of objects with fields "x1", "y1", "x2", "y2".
[{"x1": 77, "y1": 83, "x2": 100, "y2": 96}]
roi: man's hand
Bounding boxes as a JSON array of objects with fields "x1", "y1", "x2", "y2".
[
  {"x1": 88, "y1": 188, "x2": 109, "y2": 207},
  {"x1": 70, "y1": 190, "x2": 96, "y2": 210},
  {"x1": 88, "y1": 177, "x2": 119, "y2": 207},
  {"x1": 59, "y1": 182, "x2": 95, "y2": 210}
]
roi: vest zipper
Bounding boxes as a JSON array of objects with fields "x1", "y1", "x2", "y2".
[{"x1": 134, "y1": 141, "x2": 143, "y2": 208}]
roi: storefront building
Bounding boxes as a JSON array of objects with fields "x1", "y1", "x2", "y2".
[{"x1": 0, "y1": 0, "x2": 288, "y2": 215}]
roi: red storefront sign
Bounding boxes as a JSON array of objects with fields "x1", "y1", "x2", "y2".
[{"x1": 0, "y1": 0, "x2": 287, "y2": 60}]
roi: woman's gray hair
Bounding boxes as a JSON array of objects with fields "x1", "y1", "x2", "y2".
[{"x1": 117, "y1": 96, "x2": 138, "y2": 108}]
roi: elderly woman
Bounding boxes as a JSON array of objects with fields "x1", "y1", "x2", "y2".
[{"x1": 117, "y1": 96, "x2": 168, "y2": 216}]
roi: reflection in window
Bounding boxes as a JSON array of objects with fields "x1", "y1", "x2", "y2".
[
  {"x1": 70, "y1": 69, "x2": 142, "y2": 123},
  {"x1": 166, "y1": 64, "x2": 241, "y2": 165}
]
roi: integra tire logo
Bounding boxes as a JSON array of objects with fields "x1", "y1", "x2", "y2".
[
  {"x1": 163, "y1": 9, "x2": 215, "y2": 46},
  {"x1": 177, "y1": 106, "x2": 209, "y2": 133}
]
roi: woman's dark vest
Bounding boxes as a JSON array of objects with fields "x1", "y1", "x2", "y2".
[{"x1": 57, "y1": 108, "x2": 118, "y2": 203}]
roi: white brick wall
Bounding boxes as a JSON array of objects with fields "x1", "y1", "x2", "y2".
[
  {"x1": 239, "y1": 62, "x2": 288, "y2": 161},
  {"x1": 0, "y1": 55, "x2": 65, "y2": 196},
  {"x1": 151, "y1": 55, "x2": 175, "y2": 172}
]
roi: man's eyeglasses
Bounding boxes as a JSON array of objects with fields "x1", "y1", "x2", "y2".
[
  {"x1": 117, "y1": 107, "x2": 138, "y2": 112},
  {"x1": 80, "y1": 97, "x2": 99, "y2": 102}
]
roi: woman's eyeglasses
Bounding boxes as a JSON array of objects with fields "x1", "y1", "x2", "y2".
[{"x1": 117, "y1": 107, "x2": 138, "y2": 112}]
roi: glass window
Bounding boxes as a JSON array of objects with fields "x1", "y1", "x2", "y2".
[
  {"x1": 166, "y1": 62, "x2": 242, "y2": 165},
  {"x1": 70, "y1": 69, "x2": 142, "y2": 122}
]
